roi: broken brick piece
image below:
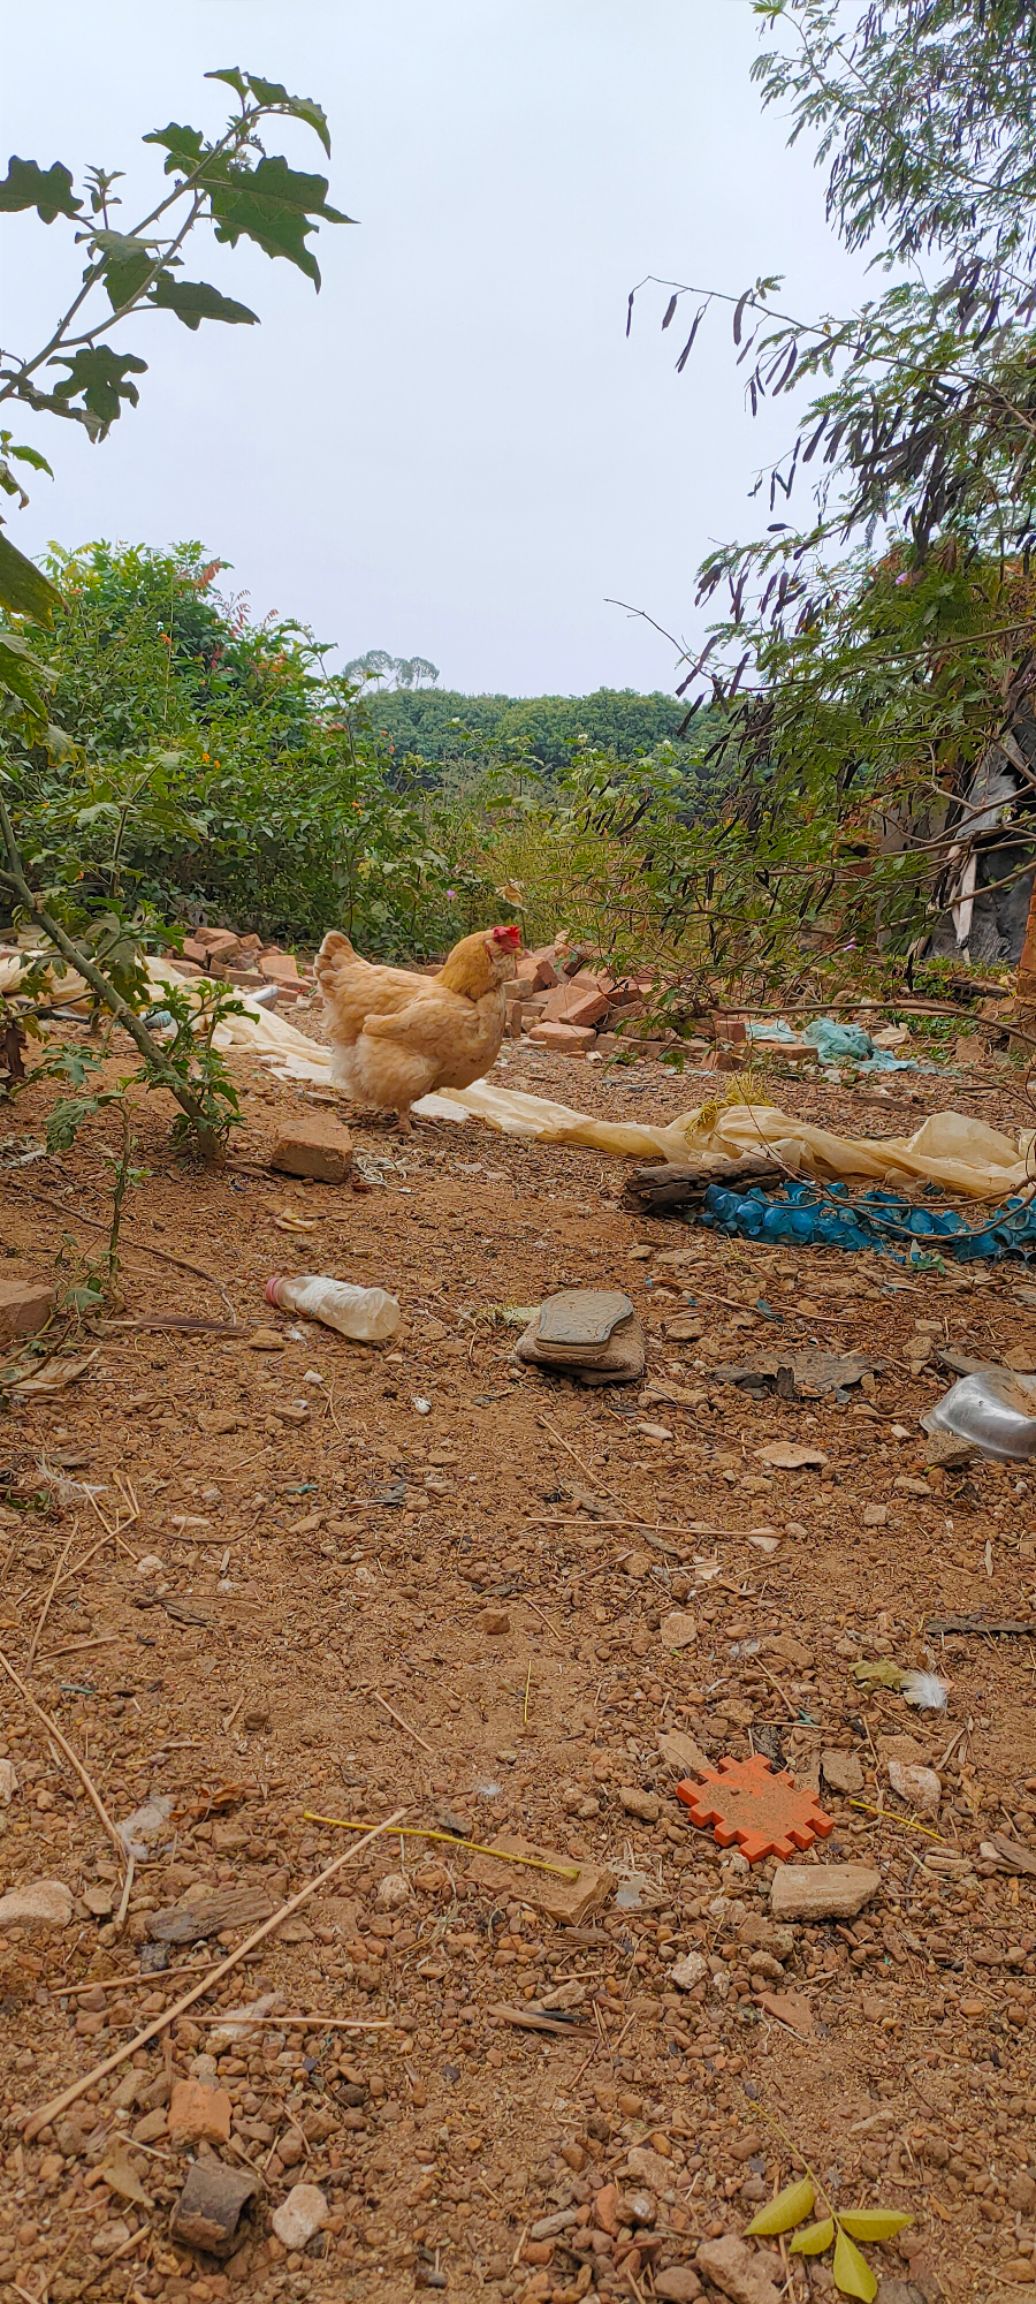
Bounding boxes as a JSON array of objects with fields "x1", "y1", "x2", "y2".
[
  {"x1": 527, "y1": 1021, "x2": 597, "y2": 1054},
  {"x1": 269, "y1": 1118, "x2": 353, "y2": 1184},
  {"x1": 465, "y1": 1835, "x2": 616, "y2": 1926},
  {"x1": 677, "y1": 1753, "x2": 834, "y2": 1864},
  {"x1": 194, "y1": 928, "x2": 242, "y2": 962},
  {"x1": 541, "y1": 975, "x2": 611, "y2": 1029},
  {"x1": 168, "y1": 2079, "x2": 232, "y2": 2146},
  {"x1": 0, "y1": 1277, "x2": 56, "y2": 1342},
  {"x1": 259, "y1": 950, "x2": 301, "y2": 984}
]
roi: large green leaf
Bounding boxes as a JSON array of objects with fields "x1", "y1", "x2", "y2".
[
  {"x1": 94, "y1": 231, "x2": 159, "y2": 312},
  {"x1": 143, "y1": 122, "x2": 206, "y2": 175},
  {"x1": 206, "y1": 154, "x2": 352, "y2": 285},
  {"x1": 48, "y1": 346, "x2": 148, "y2": 430},
  {"x1": 151, "y1": 275, "x2": 258, "y2": 329},
  {"x1": 0, "y1": 527, "x2": 63, "y2": 623},
  {"x1": 0, "y1": 627, "x2": 54, "y2": 711},
  {"x1": 0, "y1": 156, "x2": 80, "y2": 221},
  {"x1": 209, "y1": 69, "x2": 332, "y2": 155}
]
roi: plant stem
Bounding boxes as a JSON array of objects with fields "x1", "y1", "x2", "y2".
[{"x1": 0, "y1": 796, "x2": 220, "y2": 1160}]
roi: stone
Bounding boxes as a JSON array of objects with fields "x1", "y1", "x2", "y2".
[
  {"x1": 863, "y1": 1503, "x2": 888, "y2": 1527},
  {"x1": 168, "y1": 2079, "x2": 232, "y2": 2146},
  {"x1": 755, "y1": 1988, "x2": 814, "y2": 2037},
  {"x1": 270, "y1": 1118, "x2": 352, "y2": 1183},
  {"x1": 820, "y1": 1749, "x2": 864, "y2": 1796},
  {"x1": 0, "y1": 1759, "x2": 19, "y2": 1803},
  {"x1": 465, "y1": 1834, "x2": 616, "y2": 1925},
  {"x1": 377, "y1": 1871, "x2": 411, "y2": 1908},
  {"x1": 696, "y1": 2234, "x2": 782, "y2": 2304},
  {"x1": 888, "y1": 1760, "x2": 941, "y2": 1817},
  {"x1": 656, "y1": 2273, "x2": 703, "y2": 2303},
  {"x1": 924, "y1": 1428, "x2": 977, "y2": 1469},
  {"x1": 245, "y1": 1328, "x2": 286, "y2": 1350},
  {"x1": 479, "y1": 1608, "x2": 510, "y2": 1636},
  {"x1": 669, "y1": 1951, "x2": 708, "y2": 1992},
  {"x1": 0, "y1": 1878, "x2": 72, "y2": 1931},
  {"x1": 205, "y1": 1994, "x2": 282, "y2": 2050},
  {"x1": 770, "y1": 1864, "x2": 881, "y2": 1922},
  {"x1": 594, "y1": 2183, "x2": 621, "y2": 2236},
  {"x1": 658, "y1": 1729, "x2": 711, "y2": 1778},
  {"x1": 0, "y1": 1277, "x2": 55, "y2": 1342},
  {"x1": 527, "y1": 1021, "x2": 597, "y2": 1053},
  {"x1": 271, "y1": 2182, "x2": 329, "y2": 2250},
  {"x1": 169, "y1": 2159, "x2": 257, "y2": 2257},
  {"x1": 660, "y1": 1611, "x2": 698, "y2": 1652},
  {"x1": 619, "y1": 1787, "x2": 661, "y2": 1823},
  {"x1": 626, "y1": 2145, "x2": 673, "y2": 2193},
  {"x1": 1007, "y1": 2174, "x2": 1036, "y2": 2213}
]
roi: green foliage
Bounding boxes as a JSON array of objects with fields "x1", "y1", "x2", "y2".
[
  {"x1": 3, "y1": 542, "x2": 497, "y2": 957},
  {"x1": 0, "y1": 64, "x2": 349, "y2": 1156},
  {"x1": 374, "y1": 685, "x2": 694, "y2": 776}
]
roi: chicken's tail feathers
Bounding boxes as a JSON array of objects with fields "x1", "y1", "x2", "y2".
[{"x1": 315, "y1": 929, "x2": 356, "y2": 990}]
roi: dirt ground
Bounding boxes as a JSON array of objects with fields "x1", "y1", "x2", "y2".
[{"x1": 1, "y1": 1014, "x2": 1034, "y2": 2304}]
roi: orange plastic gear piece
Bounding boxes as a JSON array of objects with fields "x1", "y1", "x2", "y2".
[{"x1": 676, "y1": 1753, "x2": 835, "y2": 1864}]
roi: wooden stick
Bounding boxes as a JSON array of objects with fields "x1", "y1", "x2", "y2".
[
  {"x1": 196, "y1": 2013, "x2": 395, "y2": 2031},
  {"x1": 373, "y1": 1691, "x2": 436, "y2": 1755},
  {"x1": 27, "y1": 1525, "x2": 79, "y2": 1668},
  {"x1": 23, "y1": 1806, "x2": 405, "y2": 2141},
  {"x1": 39, "y1": 1634, "x2": 121, "y2": 1662},
  {"x1": 56, "y1": 1960, "x2": 216, "y2": 2000},
  {"x1": 0, "y1": 1647, "x2": 126, "y2": 1873}
]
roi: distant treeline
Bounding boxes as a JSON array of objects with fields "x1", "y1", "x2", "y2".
[{"x1": 368, "y1": 685, "x2": 691, "y2": 773}]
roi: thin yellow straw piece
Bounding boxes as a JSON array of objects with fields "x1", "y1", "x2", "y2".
[
  {"x1": 302, "y1": 1812, "x2": 580, "y2": 1881},
  {"x1": 523, "y1": 1661, "x2": 532, "y2": 1727},
  {"x1": 848, "y1": 1796, "x2": 947, "y2": 1844}
]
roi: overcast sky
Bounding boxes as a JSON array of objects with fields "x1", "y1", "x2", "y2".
[{"x1": 2, "y1": 2, "x2": 860, "y2": 696}]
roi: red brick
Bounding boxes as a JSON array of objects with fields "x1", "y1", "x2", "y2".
[
  {"x1": 181, "y1": 936, "x2": 212, "y2": 968},
  {"x1": 0, "y1": 1278, "x2": 55, "y2": 1342},
  {"x1": 259, "y1": 950, "x2": 301, "y2": 985},
  {"x1": 516, "y1": 950, "x2": 558, "y2": 993},
  {"x1": 527, "y1": 1021, "x2": 596, "y2": 1054},
  {"x1": 270, "y1": 1118, "x2": 353, "y2": 1182},
  {"x1": 541, "y1": 977, "x2": 611, "y2": 1029},
  {"x1": 712, "y1": 1012, "x2": 748, "y2": 1044},
  {"x1": 194, "y1": 928, "x2": 242, "y2": 961}
]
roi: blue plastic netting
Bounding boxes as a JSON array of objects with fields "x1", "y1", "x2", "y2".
[{"x1": 697, "y1": 1177, "x2": 1036, "y2": 1262}]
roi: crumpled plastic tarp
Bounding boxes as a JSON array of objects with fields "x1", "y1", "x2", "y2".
[
  {"x1": 3, "y1": 949, "x2": 1032, "y2": 1202},
  {"x1": 748, "y1": 1015, "x2": 936, "y2": 1072}
]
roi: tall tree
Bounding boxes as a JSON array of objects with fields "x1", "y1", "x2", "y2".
[{"x1": 631, "y1": 0, "x2": 1036, "y2": 991}]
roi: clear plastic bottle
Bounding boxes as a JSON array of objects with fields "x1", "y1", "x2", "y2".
[{"x1": 265, "y1": 1273, "x2": 401, "y2": 1343}]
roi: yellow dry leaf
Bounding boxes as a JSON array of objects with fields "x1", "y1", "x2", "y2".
[
  {"x1": 790, "y1": 2219, "x2": 836, "y2": 2257},
  {"x1": 839, "y1": 2210, "x2": 913, "y2": 2243},
  {"x1": 833, "y1": 2228, "x2": 878, "y2": 2302},
  {"x1": 745, "y1": 2178, "x2": 815, "y2": 2236}
]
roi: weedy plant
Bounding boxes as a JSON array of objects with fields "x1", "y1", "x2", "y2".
[{"x1": 746, "y1": 2173, "x2": 912, "y2": 2301}]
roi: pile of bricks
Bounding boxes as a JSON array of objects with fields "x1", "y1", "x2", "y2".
[
  {"x1": 173, "y1": 928, "x2": 314, "y2": 1006},
  {"x1": 507, "y1": 939, "x2": 662, "y2": 1059}
]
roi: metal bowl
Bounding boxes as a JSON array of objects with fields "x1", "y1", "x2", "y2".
[{"x1": 930, "y1": 1369, "x2": 1036, "y2": 1461}]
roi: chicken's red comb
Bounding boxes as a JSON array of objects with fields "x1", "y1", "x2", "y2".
[{"x1": 491, "y1": 923, "x2": 522, "y2": 946}]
